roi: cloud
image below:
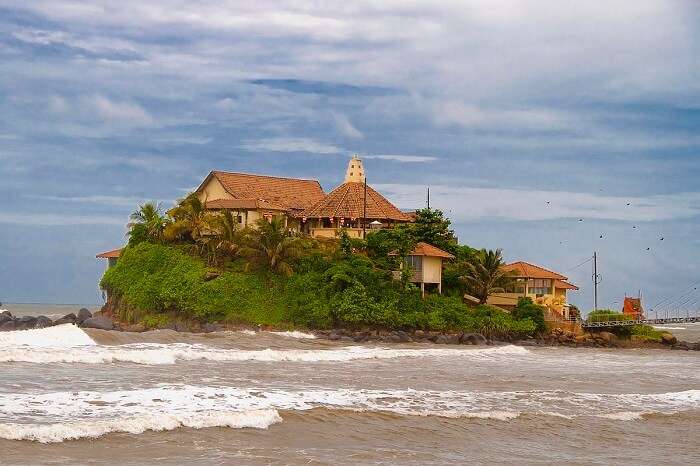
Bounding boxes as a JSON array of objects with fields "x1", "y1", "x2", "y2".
[
  {"x1": 332, "y1": 113, "x2": 363, "y2": 139},
  {"x1": 239, "y1": 137, "x2": 343, "y2": 154},
  {"x1": 27, "y1": 194, "x2": 142, "y2": 207},
  {"x1": 364, "y1": 154, "x2": 437, "y2": 163},
  {"x1": 0, "y1": 212, "x2": 125, "y2": 226},
  {"x1": 374, "y1": 184, "x2": 700, "y2": 222},
  {"x1": 88, "y1": 95, "x2": 154, "y2": 126}
]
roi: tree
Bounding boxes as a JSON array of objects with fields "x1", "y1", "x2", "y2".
[
  {"x1": 410, "y1": 208, "x2": 457, "y2": 253},
  {"x1": 459, "y1": 248, "x2": 515, "y2": 304},
  {"x1": 241, "y1": 217, "x2": 303, "y2": 276},
  {"x1": 164, "y1": 193, "x2": 214, "y2": 243},
  {"x1": 205, "y1": 210, "x2": 242, "y2": 264},
  {"x1": 127, "y1": 201, "x2": 167, "y2": 245}
]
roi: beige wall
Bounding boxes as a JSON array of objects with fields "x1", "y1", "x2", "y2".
[
  {"x1": 197, "y1": 176, "x2": 231, "y2": 201},
  {"x1": 421, "y1": 256, "x2": 443, "y2": 284}
]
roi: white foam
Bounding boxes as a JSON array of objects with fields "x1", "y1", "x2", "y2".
[
  {"x1": 0, "y1": 409, "x2": 281, "y2": 443},
  {"x1": 1, "y1": 385, "x2": 697, "y2": 442},
  {"x1": 0, "y1": 343, "x2": 530, "y2": 365},
  {"x1": 652, "y1": 326, "x2": 686, "y2": 330},
  {"x1": 0, "y1": 324, "x2": 95, "y2": 348},
  {"x1": 267, "y1": 330, "x2": 317, "y2": 339},
  {"x1": 237, "y1": 329, "x2": 257, "y2": 336}
]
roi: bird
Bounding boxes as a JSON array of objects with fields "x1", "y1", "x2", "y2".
[
  {"x1": 660, "y1": 237, "x2": 664, "y2": 241},
  {"x1": 632, "y1": 225, "x2": 637, "y2": 229},
  {"x1": 578, "y1": 218, "x2": 583, "y2": 222},
  {"x1": 646, "y1": 247, "x2": 651, "y2": 251},
  {"x1": 626, "y1": 203, "x2": 631, "y2": 206},
  {"x1": 599, "y1": 234, "x2": 604, "y2": 239},
  {"x1": 546, "y1": 201, "x2": 550, "y2": 205}
]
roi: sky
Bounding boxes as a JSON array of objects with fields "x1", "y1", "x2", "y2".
[{"x1": 0, "y1": 0, "x2": 699, "y2": 312}]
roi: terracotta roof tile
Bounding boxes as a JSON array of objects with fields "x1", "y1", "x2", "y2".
[
  {"x1": 411, "y1": 242, "x2": 455, "y2": 258},
  {"x1": 204, "y1": 171, "x2": 325, "y2": 211},
  {"x1": 206, "y1": 198, "x2": 286, "y2": 211},
  {"x1": 96, "y1": 248, "x2": 122, "y2": 259},
  {"x1": 502, "y1": 261, "x2": 568, "y2": 280},
  {"x1": 554, "y1": 280, "x2": 579, "y2": 290},
  {"x1": 301, "y1": 182, "x2": 411, "y2": 222}
]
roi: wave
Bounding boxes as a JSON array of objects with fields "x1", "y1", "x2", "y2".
[
  {"x1": 268, "y1": 330, "x2": 316, "y2": 339},
  {"x1": 0, "y1": 409, "x2": 281, "y2": 443},
  {"x1": 0, "y1": 343, "x2": 530, "y2": 365},
  {"x1": 0, "y1": 324, "x2": 95, "y2": 348},
  {"x1": 1, "y1": 385, "x2": 697, "y2": 442}
]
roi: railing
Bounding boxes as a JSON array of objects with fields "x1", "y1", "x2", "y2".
[{"x1": 582, "y1": 316, "x2": 699, "y2": 328}]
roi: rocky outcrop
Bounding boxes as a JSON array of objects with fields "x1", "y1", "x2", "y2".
[
  {"x1": 53, "y1": 313, "x2": 77, "y2": 325},
  {"x1": 660, "y1": 332, "x2": 677, "y2": 346},
  {"x1": 77, "y1": 308, "x2": 93, "y2": 324},
  {"x1": 81, "y1": 315, "x2": 114, "y2": 330}
]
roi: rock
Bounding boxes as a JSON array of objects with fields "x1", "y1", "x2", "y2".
[
  {"x1": 201, "y1": 323, "x2": 220, "y2": 333},
  {"x1": 122, "y1": 323, "x2": 146, "y2": 332},
  {"x1": 660, "y1": 333, "x2": 677, "y2": 346},
  {"x1": 81, "y1": 315, "x2": 114, "y2": 330},
  {"x1": 77, "y1": 308, "x2": 92, "y2": 323},
  {"x1": 173, "y1": 322, "x2": 190, "y2": 332},
  {"x1": 435, "y1": 334, "x2": 460, "y2": 345},
  {"x1": 460, "y1": 333, "x2": 487, "y2": 345},
  {"x1": 34, "y1": 315, "x2": 53, "y2": 328},
  {"x1": 0, "y1": 311, "x2": 13, "y2": 325},
  {"x1": 53, "y1": 313, "x2": 77, "y2": 325},
  {"x1": 595, "y1": 331, "x2": 616, "y2": 344},
  {"x1": 353, "y1": 331, "x2": 371, "y2": 342},
  {"x1": 414, "y1": 329, "x2": 426, "y2": 339},
  {"x1": 0, "y1": 320, "x2": 16, "y2": 331},
  {"x1": 340, "y1": 336, "x2": 354, "y2": 342},
  {"x1": 15, "y1": 316, "x2": 37, "y2": 330},
  {"x1": 204, "y1": 271, "x2": 220, "y2": 281}
]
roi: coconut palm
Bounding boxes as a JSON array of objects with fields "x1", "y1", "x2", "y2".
[
  {"x1": 241, "y1": 217, "x2": 303, "y2": 276},
  {"x1": 460, "y1": 248, "x2": 515, "y2": 304},
  {"x1": 207, "y1": 210, "x2": 242, "y2": 262},
  {"x1": 127, "y1": 201, "x2": 167, "y2": 245},
  {"x1": 163, "y1": 193, "x2": 214, "y2": 243}
]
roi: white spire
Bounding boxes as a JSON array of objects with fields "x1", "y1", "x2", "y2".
[{"x1": 344, "y1": 155, "x2": 365, "y2": 183}]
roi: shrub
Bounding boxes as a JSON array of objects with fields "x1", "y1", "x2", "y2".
[{"x1": 511, "y1": 297, "x2": 546, "y2": 333}]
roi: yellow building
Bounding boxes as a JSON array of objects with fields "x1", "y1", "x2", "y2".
[
  {"x1": 486, "y1": 261, "x2": 578, "y2": 318},
  {"x1": 392, "y1": 242, "x2": 455, "y2": 296}
]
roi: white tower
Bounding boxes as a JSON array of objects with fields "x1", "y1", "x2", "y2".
[{"x1": 344, "y1": 155, "x2": 365, "y2": 183}]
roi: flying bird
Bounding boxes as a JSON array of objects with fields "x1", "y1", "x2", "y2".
[
  {"x1": 632, "y1": 225, "x2": 637, "y2": 229},
  {"x1": 578, "y1": 218, "x2": 583, "y2": 222},
  {"x1": 626, "y1": 203, "x2": 631, "y2": 206},
  {"x1": 660, "y1": 237, "x2": 664, "y2": 241},
  {"x1": 646, "y1": 247, "x2": 651, "y2": 251},
  {"x1": 599, "y1": 234, "x2": 604, "y2": 239}
]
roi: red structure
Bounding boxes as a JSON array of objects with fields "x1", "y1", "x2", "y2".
[{"x1": 622, "y1": 297, "x2": 644, "y2": 320}]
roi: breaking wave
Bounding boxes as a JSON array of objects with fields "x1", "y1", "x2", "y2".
[
  {"x1": 0, "y1": 324, "x2": 95, "y2": 347},
  {"x1": 0, "y1": 342, "x2": 530, "y2": 365},
  {"x1": 1, "y1": 385, "x2": 697, "y2": 442},
  {"x1": 268, "y1": 330, "x2": 317, "y2": 339}
]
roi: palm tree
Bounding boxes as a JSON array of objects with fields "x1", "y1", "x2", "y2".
[
  {"x1": 127, "y1": 201, "x2": 167, "y2": 245},
  {"x1": 163, "y1": 193, "x2": 214, "y2": 243},
  {"x1": 207, "y1": 210, "x2": 242, "y2": 262},
  {"x1": 460, "y1": 249, "x2": 515, "y2": 304},
  {"x1": 241, "y1": 217, "x2": 303, "y2": 276}
]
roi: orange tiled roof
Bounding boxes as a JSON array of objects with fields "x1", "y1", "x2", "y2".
[
  {"x1": 411, "y1": 242, "x2": 455, "y2": 259},
  {"x1": 554, "y1": 280, "x2": 579, "y2": 290},
  {"x1": 206, "y1": 198, "x2": 286, "y2": 211},
  {"x1": 96, "y1": 248, "x2": 122, "y2": 259},
  {"x1": 301, "y1": 182, "x2": 412, "y2": 222},
  {"x1": 201, "y1": 171, "x2": 325, "y2": 211},
  {"x1": 502, "y1": 261, "x2": 568, "y2": 280}
]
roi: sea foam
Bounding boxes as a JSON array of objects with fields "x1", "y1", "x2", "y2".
[
  {"x1": 0, "y1": 324, "x2": 95, "y2": 347},
  {"x1": 0, "y1": 343, "x2": 530, "y2": 365}
]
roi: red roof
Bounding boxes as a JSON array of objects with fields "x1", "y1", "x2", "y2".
[
  {"x1": 206, "y1": 198, "x2": 286, "y2": 211},
  {"x1": 554, "y1": 280, "x2": 579, "y2": 290},
  {"x1": 198, "y1": 171, "x2": 325, "y2": 212},
  {"x1": 302, "y1": 182, "x2": 412, "y2": 222},
  {"x1": 96, "y1": 248, "x2": 122, "y2": 259},
  {"x1": 390, "y1": 242, "x2": 455, "y2": 259},
  {"x1": 502, "y1": 261, "x2": 568, "y2": 280}
]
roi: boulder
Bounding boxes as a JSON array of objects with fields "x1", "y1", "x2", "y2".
[
  {"x1": 201, "y1": 323, "x2": 220, "y2": 333},
  {"x1": 660, "y1": 333, "x2": 677, "y2": 346},
  {"x1": 0, "y1": 311, "x2": 13, "y2": 325},
  {"x1": 0, "y1": 320, "x2": 16, "y2": 331},
  {"x1": 81, "y1": 315, "x2": 114, "y2": 330},
  {"x1": 435, "y1": 334, "x2": 460, "y2": 345},
  {"x1": 15, "y1": 316, "x2": 37, "y2": 330},
  {"x1": 53, "y1": 313, "x2": 77, "y2": 326},
  {"x1": 460, "y1": 333, "x2": 487, "y2": 345},
  {"x1": 387, "y1": 331, "x2": 412, "y2": 343},
  {"x1": 34, "y1": 315, "x2": 53, "y2": 328},
  {"x1": 595, "y1": 331, "x2": 616, "y2": 344},
  {"x1": 77, "y1": 308, "x2": 92, "y2": 323}
]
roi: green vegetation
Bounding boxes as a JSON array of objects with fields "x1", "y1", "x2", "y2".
[
  {"x1": 630, "y1": 325, "x2": 665, "y2": 342},
  {"x1": 587, "y1": 309, "x2": 633, "y2": 323},
  {"x1": 102, "y1": 199, "x2": 546, "y2": 338}
]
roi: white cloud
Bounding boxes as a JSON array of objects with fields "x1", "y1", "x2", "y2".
[
  {"x1": 364, "y1": 154, "x2": 438, "y2": 163},
  {"x1": 374, "y1": 183, "x2": 700, "y2": 222},
  {"x1": 88, "y1": 95, "x2": 154, "y2": 126},
  {"x1": 332, "y1": 113, "x2": 363, "y2": 139},
  {"x1": 239, "y1": 137, "x2": 343, "y2": 154}
]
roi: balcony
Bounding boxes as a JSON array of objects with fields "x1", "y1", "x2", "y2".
[{"x1": 310, "y1": 227, "x2": 364, "y2": 239}]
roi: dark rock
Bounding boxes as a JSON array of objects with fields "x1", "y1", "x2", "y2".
[
  {"x1": 387, "y1": 331, "x2": 412, "y2": 343},
  {"x1": 77, "y1": 308, "x2": 92, "y2": 323},
  {"x1": 661, "y1": 333, "x2": 677, "y2": 346},
  {"x1": 34, "y1": 315, "x2": 53, "y2": 329},
  {"x1": 340, "y1": 336, "x2": 354, "y2": 342},
  {"x1": 328, "y1": 331, "x2": 342, "y2": 341},
  {"x1": 204, "y1": 271, "x2": 220, "y2": 281},
  {"x1": 0, "y1": 311, "x2": 13, "y2": 325},
  {"x1": 201, "y1": 323, "x2": 220, "y2": 333},
  {"x1": 81, "y1": 315, "x2": 114, "y2": 330},
  {"x1": 173, "y1": 322, "x2": 189, "y2": 332},
  {"x1": 460, "y1": 333, "x2": 487, "y2": 345},
  {"x1": 353, "y1": 331, "x2": 370, "y2": 342},
  {"x1": 595, "y1": 331, "x2": 616, "y2": 344},
  {"x1": 435, "y1": 334, "x2": 460, "y2": 344},
  {"x1": 0, "y1": 320, "x2": 16, "y2": 331},
  {"x1": 53, "y1": 313, "x2": 77, "y2": 326},
  {"x1": 15, "y1": 316, "x2": 37, "y2": 330}
]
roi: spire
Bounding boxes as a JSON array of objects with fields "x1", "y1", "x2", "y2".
[{"x1": 344, "y1": 155, "x2": 365, "y2": 183}]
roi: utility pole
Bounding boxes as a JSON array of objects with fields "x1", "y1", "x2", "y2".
[
  {"x1": 427, "y1": 187, "x2": 430, "y2": 209},
  {"x1": 593, "y1": 251, "x2": 599, "y2": 312}
]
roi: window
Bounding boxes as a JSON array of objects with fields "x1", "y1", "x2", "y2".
[
  {"x1": 236, "y1": 215, "x2": 243, "y2": 224},
  {"x1": 528, "y1": 279, "x2": 552, "y2": 295},
  {"x1": 404, "y1": 255, "x2": 423, "y2": 272}
]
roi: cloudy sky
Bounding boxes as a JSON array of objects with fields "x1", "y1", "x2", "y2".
[{"x1": 1, "y1": 0, "x2": 699, "y2": 311}]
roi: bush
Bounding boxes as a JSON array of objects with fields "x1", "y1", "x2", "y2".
[
  {"x1": 630, "y1": 325, "x2": 664, "y2": 342},
  {"x1": 587, "y1": 309, "x2": 632, "y2": 323},
  {"x1": 511, "y1": 297, "x2": 546, "y2": 333}
]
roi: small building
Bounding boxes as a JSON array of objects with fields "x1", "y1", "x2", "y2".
[
  {"x1": 195, "y1": 170, "x2": 326, "y2": 230},
  {"x1": 391, "y1": 242, "x2": 455, "y2": 296},
  {"x1": 486, "y1": 261, "x2": 578, "y2": 319},
  {"x1": 622, "y1": 297, "x2": 644, "y2": 320},
  {"x1": 96, "y1": 248, "x2": 122, "y2": 268},
  {"x1": 301, "y1": 156, "x2": 413, "y2": 238}
]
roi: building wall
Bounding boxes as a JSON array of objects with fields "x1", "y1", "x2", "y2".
[
  {"x1": 421, "y1": 256, "x2": 443, "y2": 284},
  {"x1": 198, "y1": 176, "x2": 231, "y2": 201}
]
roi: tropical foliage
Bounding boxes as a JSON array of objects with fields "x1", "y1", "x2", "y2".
[{"x1": 458, "y1": 248, "x2": 515, "y2": 303}]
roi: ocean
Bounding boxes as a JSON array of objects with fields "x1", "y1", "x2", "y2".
[{"x1": 1, "y1": 304, "x2": 699, "y2": 465}]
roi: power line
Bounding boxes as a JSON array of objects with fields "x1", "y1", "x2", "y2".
[{"x1": 565, "y1": 256, "x2": 593, "y2": 273}]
